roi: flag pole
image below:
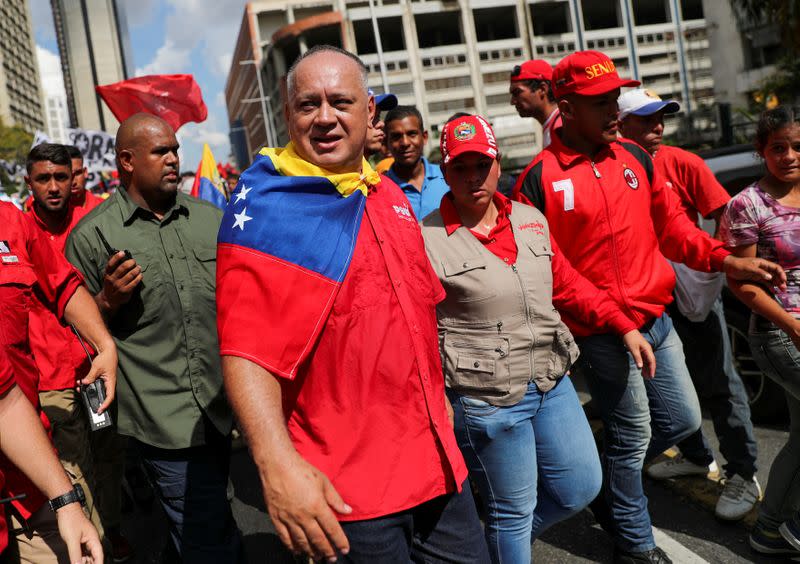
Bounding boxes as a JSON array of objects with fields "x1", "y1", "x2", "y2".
[{"x1": 367, "y1": 0, "x2": 390, "y2": 95}]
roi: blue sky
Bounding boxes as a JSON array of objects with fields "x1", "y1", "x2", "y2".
[{"x1": 30, "y1": 0, "x2": 245, "y2": 171}]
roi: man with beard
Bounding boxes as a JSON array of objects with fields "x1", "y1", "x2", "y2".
[{"x1": 66, "y1": 114, "x2": 241, "y2": 563}]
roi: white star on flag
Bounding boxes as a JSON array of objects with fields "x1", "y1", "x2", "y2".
[
  {"x1": 234, "y1": 184, "x2": 251, "y2": 204},
  {"x1": 232, "y1": 207, "x2": 252, "y2": 230}
]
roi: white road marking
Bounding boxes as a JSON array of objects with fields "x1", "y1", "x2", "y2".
[{"x1": 653, "y1": 525, "x2": 710, "y2": 563}]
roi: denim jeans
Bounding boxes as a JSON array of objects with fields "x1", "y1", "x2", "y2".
[
  {"x1": 449, "y1": 377, "x2": 602, "y2": 564},
  {"x1": 339, "y1": 480, "x2": 490, "y2": 563},
  {"x1": 669, "y1": 297, "x2": 758, "y2": 479},
  {"x1": 750, "y1": 324, "x2": 800, "y2": 530},
  {"x1": 577, "y1": 313, "x2": 702, "y2": 552}
]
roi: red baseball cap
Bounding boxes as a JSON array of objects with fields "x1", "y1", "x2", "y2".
[
  {"x1": 510, "y1": 60, "x2": 553, "y2": 82},
  {"x1": 552, "y1": 50, "x2": 640, "y2": 98},
  {"x1": 440, "y1": 115, "x2": 499, "y2": 164}
]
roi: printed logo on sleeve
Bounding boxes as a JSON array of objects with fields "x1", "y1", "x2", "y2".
[
  {"x1": 623, "y1": 168, "x2": 639, "y2": 190},
  {"x1": 392, "y1": 203, "x2": 414, "y2": 222}
]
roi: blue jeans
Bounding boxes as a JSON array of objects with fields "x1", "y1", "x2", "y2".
[
  {"x1": 669, "y1": 297, "x2": 758, "y2": 479},
  {"x1": 339, "y1": 479, "x2": 490, "y2": 563},
  {"x1": 750, "y1": 323, "x2": 800, "y2": 530},
  {"x1": 133, "y1": 423, "x2": 243, "y2": 563},
  {"x1": 449, "y1": 378, "x2": 602, "y2": 564},
  {"x1": 577, "y1": 313, "x2": 701, "y2": 552}
]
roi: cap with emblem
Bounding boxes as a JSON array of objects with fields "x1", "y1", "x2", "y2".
[
  {"x1": 368, "y1": 89, "x2": 398, "y2": 111},
  {"x1": 617, "y1": 88, "x2": 681, "y2": 120},
  {"x1": 510, "y1": 60, "x2": 554, "y2": 83},
  {"x1": 552, "y1": 50, "x2": 640, "y2": 99},
  {"x1": 440, "y1": 115, "x2": 499, "y2": 165}
]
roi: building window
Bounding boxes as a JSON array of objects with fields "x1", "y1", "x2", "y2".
[
  {"x1": 632, "y1": 0, "x2": 671, "y2": 26},
  {"x1": 415, "y1": 12, "x2": 463, "y2": 48},
  {"x1": 304, "y1": 24, "x2": 343, "y2": 50},
  {"x1": 582, "y1": 1, "x2": 621, "y2": 30},
  {"x1": 429, "y1": 98, "x2": 475, "y2": 113},
  {"x1": 473, "y1": 7, "x2": 518, "y2": 42},
  {"x1": 680, "y1": 0, "x2": 704, "y2": 20},
  {"x1": 530, "y1": 1, "x2": 571, "y2": 36},
  {"x1": 353, "y1": 16, "x2": 406, "y2": 54}
]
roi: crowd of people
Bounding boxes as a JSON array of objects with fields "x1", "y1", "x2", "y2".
[{"x1": 1, "y1": 43, "x2": 799, "y2": 564}]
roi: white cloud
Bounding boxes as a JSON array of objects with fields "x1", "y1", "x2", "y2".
[
  {"x1": 36, "y1": 46, "x2": 66, "y2": 98},
  {"x1": 135, "y1": 41, "x2": 192, "y2": 76}
]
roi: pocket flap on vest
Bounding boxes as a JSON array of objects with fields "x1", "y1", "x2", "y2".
[
  {"x1": 527, "y1": 242, "x2": 554, "y2": 257},
  {"x1": 456, "y1": 355, "x2": 496, "y2": 374},
  {"x1": 443, "y1": 256, "x2": 487, "y2": 277}
]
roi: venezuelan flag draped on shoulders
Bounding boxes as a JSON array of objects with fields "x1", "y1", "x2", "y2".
[
  {"x1": 216, "y1": 142, "x2": 380, "y2": 379},
  {"x1": 191, "y1": 144, "x2": 228, "y2": 209}
]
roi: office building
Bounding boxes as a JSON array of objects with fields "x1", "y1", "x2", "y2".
[
  {"x1": 51, "y1": 0, "x2": 134, "y2": 133},
  {"x1": 0, "y1": 0, "x2": 46, "y2": 133},
  {"x1": 227, "y1": 0, "x2": 712, "y2": 169}
]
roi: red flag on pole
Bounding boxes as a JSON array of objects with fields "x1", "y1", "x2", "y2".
[{"x1": 96, "y1": 74, "x2": 208, "y2": 132}]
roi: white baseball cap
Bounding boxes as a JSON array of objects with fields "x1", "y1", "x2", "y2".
[{"x1": 618, "y1": 88, "x2": 680, "y2": 120}]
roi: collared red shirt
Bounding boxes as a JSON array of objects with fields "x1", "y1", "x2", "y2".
[
  {"x1": 66, "y1": 187, "x2": 232, "y2": 449},
  {"x1": 27, "y1": 204, "x2": 91, "y2": 391},
  {"x1": 272, "y1": 178, "x2": 467, "y2": 521},
  {"x1": 384, "y1": 157, "x2": 450, "y2": 220},
  {"x1": 653, "y1": 144, "x2": 730, "y2": 224},
  {"x1": 77, "y1": 190, "x2": 105, "y2": 211},
  {"x1": 439, "y1": 192, "x2": 636, "y2": 335},
  {"x1": 0, "y1": 201, "x2": 83, "y2": 519}
]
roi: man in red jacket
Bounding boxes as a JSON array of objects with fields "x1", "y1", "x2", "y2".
[
  {"x1": 617, "y1": 88, "x2": 761, "y2": 522},
  {"x1": 513, "y1": 50, "x2": 784, "y2": 564},
  {"x1": 0, "y1": 196, "x2": 116, "y2": 562}
]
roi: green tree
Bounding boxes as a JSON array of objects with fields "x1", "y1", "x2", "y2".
[
  {"x1": 0, "y1": 118, "x2": 33, "y2": 163},
  {"x1": 731, "y1": 0, "x2": 800, "y2": 53}
]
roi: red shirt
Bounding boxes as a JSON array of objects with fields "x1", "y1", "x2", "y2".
[
  {"x1": 76, "y1": 190, "x2": 104, "y2": 211},
  {"x1": 0, "y1": 350, "x2": 10, "y2": 554},
  {"x1": 26, "y1": 204, "x2": 91, "y2": 391},
  {"x1": 439, "y1": 192, "x2": 637, "y2": 335},
  {"x1": 653, "y1": 144, "x2": 730, "y2": 224},
  {"x1": 513, "y1": 134, "x2": 730, "y2": 336},
  {"x1": 0, "y1": 202, "x2": 83, "y2": 519},
  {"x1": 279, "y1": 180, "x2": 467, "y2": 521}
]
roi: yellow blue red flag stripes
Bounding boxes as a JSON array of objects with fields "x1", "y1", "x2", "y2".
[
  {"x1": 191, "y1": 144, "x2": 227, "y2": 209},
  {"x1": 216, "y1": 143, "x2": 379, "y2": 379}
]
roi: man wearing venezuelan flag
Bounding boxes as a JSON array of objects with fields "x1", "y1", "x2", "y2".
[{"x1": 217, "y1": 45, "x2": 489, "y2": 563}]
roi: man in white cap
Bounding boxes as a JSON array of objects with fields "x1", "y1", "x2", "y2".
[{"x1": 618, "y1": 88, "x2": 761, "y2": 522}]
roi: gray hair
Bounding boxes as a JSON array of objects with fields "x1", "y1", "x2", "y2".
[{"x1": 286, "y1": 45, "x2": 369, "y2": 100}]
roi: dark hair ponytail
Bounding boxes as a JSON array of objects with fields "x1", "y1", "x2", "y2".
[{"x1": 756, "y1": 106, "x2": 800, "y2": 153}]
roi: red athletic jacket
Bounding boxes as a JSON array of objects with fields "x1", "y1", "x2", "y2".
[{"x1": 512, "y1": 133, "x2": 730, "y2": 336}]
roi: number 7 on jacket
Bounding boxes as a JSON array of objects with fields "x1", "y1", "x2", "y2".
[{"x1": 552, "y1": 179, "x2": 575, "y2": 212}]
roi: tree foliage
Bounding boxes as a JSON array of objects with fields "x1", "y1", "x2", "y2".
[
  {"x1": 0, "y1": 118, "x2": 33, "y2": 164},
  {"x1": 731, "y1": 0, "x2": 800, "y2": 53}
]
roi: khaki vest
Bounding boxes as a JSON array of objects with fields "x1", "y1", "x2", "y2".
[{"x1": 421, "y1": 201, "x2": 579, "y2": 405}]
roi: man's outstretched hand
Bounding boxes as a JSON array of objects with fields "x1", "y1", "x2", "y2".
[
  {"x1": 262, "y1": 453, "x2": 352, "y2": 562},
  {"x1": 723, "y1": 255, "x2": 787, "y2": 291}
]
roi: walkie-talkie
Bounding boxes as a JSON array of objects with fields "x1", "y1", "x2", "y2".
[
  {"x1": 95, "y1": 226, "x2": 132, "y2": 261},
  {"x1": 71, "y1": 326, "x2": 113, "y2": 431}
]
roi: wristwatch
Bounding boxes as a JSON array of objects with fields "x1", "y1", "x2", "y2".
[{"x1": 48, "y1": 484, "x2": 86, "y2": 511}]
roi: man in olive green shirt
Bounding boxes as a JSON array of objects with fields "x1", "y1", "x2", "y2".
[{"x1": 66, "y1": 113, "x2": 241, "y2": 563}]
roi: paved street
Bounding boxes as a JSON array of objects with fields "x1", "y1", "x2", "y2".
[{"x1": 119, "y1": 414, "x2": 799, "y2": 563}]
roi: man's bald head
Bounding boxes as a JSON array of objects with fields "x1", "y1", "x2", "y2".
[
  {"x1": 286, "y1": 45, "x2": 368, "y2": 102},
  {"x1": 115, "y1": 113, "x2": 180, "y2": 207},
  {"x1": 284, "y1": 46, "x2": 374, "y2": 173},
  {"x1": 115, "y1": 113, "x2": 174, "y2": 154}
]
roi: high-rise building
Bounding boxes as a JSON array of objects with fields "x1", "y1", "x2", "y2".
[
  {"x1": 44, "y1": 94, "x2": 70, "y2": 143},
  {"x1": 226, "y1": 0, "x2": 712, "y2": 169},
  {"x1": 51, "y1": 0, "x2": 134, "y2": 134},
  {"x1": 0, "y1": 0, "x2": 46, "y2": 133}
]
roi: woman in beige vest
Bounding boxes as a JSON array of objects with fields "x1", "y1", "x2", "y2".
[{"x1": 421, "y1": 115, "x2": 655, "y2": 563}]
